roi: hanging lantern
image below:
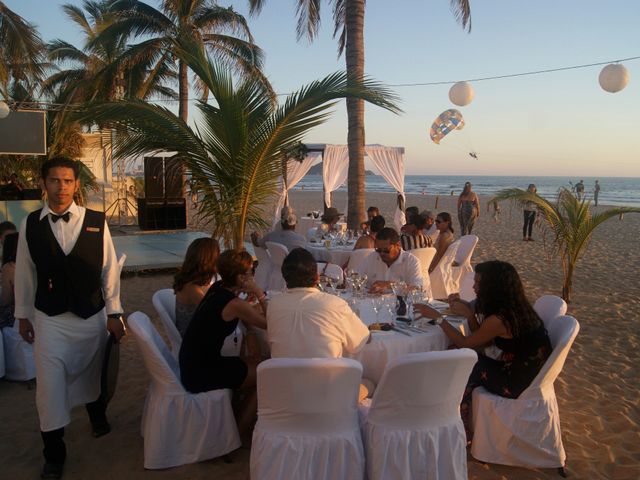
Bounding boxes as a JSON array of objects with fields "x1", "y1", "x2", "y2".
[
  {"x1": 0, "y1": 101, "x2": 9, "y2": 119},
  {"x1": 599, "y1": 64, "x2": 629, "y2": 93},
  {"x1": 449, "y1": 81, "x2": 475, "y2": 106}
]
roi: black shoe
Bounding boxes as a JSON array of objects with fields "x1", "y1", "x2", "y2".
[
  {"x1": 92, "y1": 421, "x2": 111, "y2": 438},
  {"x1": 41, "y1": 462, "x2": 64, "y2": 479}
]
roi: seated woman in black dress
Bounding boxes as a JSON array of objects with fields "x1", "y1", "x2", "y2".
[
  {"x1": 179, "y1": 249, "x2": 267, "y2": 437},
  {"x1": 414, "y1": 260, "x2": 552, "y2": 438}
]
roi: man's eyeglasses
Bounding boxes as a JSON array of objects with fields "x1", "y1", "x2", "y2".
[{"x1": 375, "y1": 248, "x2": 392, "y2": 254}]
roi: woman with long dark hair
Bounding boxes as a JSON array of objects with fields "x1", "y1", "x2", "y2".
[
  {"x1": 414, "y1": 260, "x2": 552, "y2": 436},
  {"x1": 428, "y1": 212, "x2": 455, "y2": 273},
  {"x1": 173, "y1": 238, "x2": 220, "y2": 336}
]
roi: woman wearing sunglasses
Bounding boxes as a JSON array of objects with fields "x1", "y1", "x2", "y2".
[{"x1": 428, "y1": 212, "x2": 455, "y2": 273}]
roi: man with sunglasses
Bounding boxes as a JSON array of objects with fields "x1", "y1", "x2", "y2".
[{"x1": 360, "y1": 227, "x2": 423, "y2": 294}]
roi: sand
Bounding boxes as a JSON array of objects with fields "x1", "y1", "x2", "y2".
[{"x1": 1, "y1": 190, "x2": 639, "y2": 479}]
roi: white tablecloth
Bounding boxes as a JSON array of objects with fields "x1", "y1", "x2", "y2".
[{"x1": 306, "y1": 242, "x2": 354, "y2": 266}]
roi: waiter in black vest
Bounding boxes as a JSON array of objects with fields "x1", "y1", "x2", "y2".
[{"x1": 15, "y1": 157, "x2": 125, "y2": 479}]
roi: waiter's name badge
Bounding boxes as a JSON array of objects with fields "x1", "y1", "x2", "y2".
[{"x1": 86, "y1": 227, "x2": 101, "y2": 232}]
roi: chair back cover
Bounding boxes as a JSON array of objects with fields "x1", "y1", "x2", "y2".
[
  {"x1": 521, "y1": 315, "x2": 579, "y2": 399},
  {"x1": 533, "y1": 295, "x2": 568, "y2": 325},
  {"x1": 459, "y1": 271, "x2": 476, "y2": 301},
  {"x1": 368, "y1": 349, "x2": 477, "y2": 427},
  {"x1": 321, "y1": 263, "x2": 345, "y2": 284},
  {"x1": 409, "y1": 247, "x2": 436, "y2": 297},
  {"x1": 251, "y1": 358, "x2": 365, "y2": 480},
  {"x1": 454, "y1": 234, "x2": 478, "y2": 267},
  {"x1": 253, "y1": 246, "x2": 273, "y2": 291},
  {"x1": 265, "y1": 241, "x2": 289, "y2": 291},
  {"x1": 347, "y1": 248, "x2": 374, "y2": 273},
  {"x1": 429, "y1": 240, "x2": 460, "y2": 299},
  {"x1": 151, "y1": 289, "x2": 182, "y2": 357},
  {"x1": 2, "y1": 323, "x2": 36, "y2": 381}
]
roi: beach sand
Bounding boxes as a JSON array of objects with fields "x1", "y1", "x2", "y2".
[{"x1": 1, "y1": 190, "x2": 639, "y2": 479}]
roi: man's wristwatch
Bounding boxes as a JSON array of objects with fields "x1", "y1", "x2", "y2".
[{"x1": 108, "y1": 313, "x2": 124, "y2": 321}]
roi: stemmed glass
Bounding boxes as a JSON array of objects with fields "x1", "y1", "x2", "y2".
[
  {"x1": 325, "y1": 275, "x2": 339, "y2": 295},
  {"x1": 371, "y1": 296, "x2": 383, "y2": 325},
  {"x1": 384, "y1": 296, "x2": 396, "y2": 325}
]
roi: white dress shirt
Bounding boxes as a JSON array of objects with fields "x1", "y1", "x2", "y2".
[
  {"x1": 360, "y1": 250, "x2": 424, "y2": 289},
  {"x1": 15, "y1": 201, "x2": 123, "y2": 319},
  {"x1": 267, "y1": 287, "x2": 370, "y2": 359}
]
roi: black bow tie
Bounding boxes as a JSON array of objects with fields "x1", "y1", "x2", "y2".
[{"x1": 50, "y1": 212, "x2": 71, "y2": 223}]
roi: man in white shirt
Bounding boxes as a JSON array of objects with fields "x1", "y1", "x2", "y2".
[
  {"x1": 361, "y1": 227, "x2": 424, "y2": 293},
  {"x1": 15, "y1": 157, "x2": 125, "y2": 479},
  {"x1": 250, "y1": 206, "x2": 306, "y2": 252},
  {"x1": 268, "y1": 248, "x2": 370, "y2": 359},
  {"x1": 420, "y1": 210, "x2": 439, "y2": 245}
]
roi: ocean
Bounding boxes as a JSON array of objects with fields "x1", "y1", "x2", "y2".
[{"x1": 294, "y1": 175, "x2": 640, "y2": 208}]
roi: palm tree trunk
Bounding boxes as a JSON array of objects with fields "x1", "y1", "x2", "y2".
[
  {"x1": 345, "y1": 0, "x2": 366, "y2": 230},
  {"x1": 562, "y1": 258, "x2": 574, "y2": 303},
  {"x1": 178, "y1": 59, "x2": 189, "y2": 122}
]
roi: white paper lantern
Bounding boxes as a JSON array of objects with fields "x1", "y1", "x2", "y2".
[
  {"x1": 599, "y1": 64, "x2": 629, "y2": 93},
  {"x1": 0, "y1": 101, "x2": 9, "y2": 119},
  {"x1": 449, "y1": 81, "x2": 475, "y2": 106}
]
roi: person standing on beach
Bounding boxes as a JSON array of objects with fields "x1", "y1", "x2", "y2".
[
  {"x1": 594, "y1": 180, "x2": 601, "y2": 207},
  {"x1": 15, "y1": 157, "x2": 125, "y2": 479},
  {"x1": 457, "y1": 182, "x2": 480, "y2": 235},
  {"x1": 576, "y1": 180, "x2": 585, "y2": 200},
  {"x1": 522, "y1": 184, "x2": 538, "y2": 241}
]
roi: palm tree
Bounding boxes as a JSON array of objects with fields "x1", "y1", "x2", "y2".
[
  {"x1": 247, "y1": 0, "x2": 472, "y2": 228},
  {"x1": 0, "y1": 1, "x2": 46, "y2": 101},
  {"x1": 491, "y1": 188, "x2": 640, "y2": 302},
  {"x1": 76, "y1": 35, "x2": 400, "y2": 248},
  {"x1": 101, "y1": 0, "x2": 269, "y2": 122}
]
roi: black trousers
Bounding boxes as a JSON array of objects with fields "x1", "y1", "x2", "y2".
[
  {"x1": 523, "y1": 210, "x2": 536, "y2": 238},
  {"x1": 41, "y1": 397, "x2": 107, "y2": 464}
]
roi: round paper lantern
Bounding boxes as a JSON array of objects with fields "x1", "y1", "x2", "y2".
[
  {"x1": 0, "y1": 101, "x2": 9, "y2": 119},
  {"x1": 449, "y1": 81, "x2": 475, "y2": 106},
  {"x1": 599, "y1": 64, "x2": 629, "y2": 93}
]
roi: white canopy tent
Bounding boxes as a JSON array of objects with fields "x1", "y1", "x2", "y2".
[{"x1": 274, "y1": 143, "x2": 406, "y2": 230}]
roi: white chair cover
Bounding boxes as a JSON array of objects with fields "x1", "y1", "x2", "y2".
[
  {"x1": 451, "y1": 235, "x2": 478, "y2": 292},
  {"x1": 471, "y1": 315, "x2": 580, "y2": 468},
  {"x1": 151, "y1": 289, "x2": 182, "y2": 358},
  {"x1": 429, "y1": 241, "x2": 460, "y2": 300},
  {"x1": 533, "y1": 295, "x2": 568, "y2": 323},
  {"x1": 347, "y1": 248, "x2": 374, "y2": 273},
  {"x1": 2, "y1": 323, "x2": 36, "y2": 381},
  {"x1": 306, "y1": 227, "x2": 318, "y2": 241},
  {"x1": 409, "y1": 247, "x2": 436, "y2": 298},
  {"x1": 251, "y1": 358, "x2": 365, "y2": 480},
  {"x1": 459, "y1": 271, "x2": 476, "y2": 302},
  {"x1": 265, "y1": 241, "x2": 289, "y2": 291},
  {"x1": 318, "y1": 262, "x2": 345, "y2": 285},
  {"x1": 360, "y1": 350, "x2": 477, "y2": 480},
  {"x1": 128, "y1": 312, "x2": 240, "y2": 469},
  {"x1": 253, "y1": 246, "x2": 273, "y2": 291}
]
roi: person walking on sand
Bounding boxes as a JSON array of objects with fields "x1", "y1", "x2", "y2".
[
  {"x1": 522, "y1": 184, "x2": 538, "y2": 241},
  {"x1": 457, "y1": 182, "x2": 480, "y2": 235},
  {"x1": 15, "y1": 157, "x2": 125, "y2": 479},
  {"x1": 575, "y1": 180, "x2": 585, "y2": 201},
  {"x1": 594, "y1": 180, "x2": 601, "y2": 207}
]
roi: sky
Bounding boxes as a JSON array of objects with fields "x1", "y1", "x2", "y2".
[{"x1": 5, "y1": 0, "x2": 640, "y2": 177}]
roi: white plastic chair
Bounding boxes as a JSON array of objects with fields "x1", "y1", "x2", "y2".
[
  {"x1": 410, "y1": 247, "x2": 436, "y2": 298},
  {"x1": 359, "y1": 350, "x2": 477, "y2": 480},
  {"x1": 253, "y1": 246, "x2": 273, "y2": 291},
  {"x1": 429, "y1": 240, "x2": 460, "y2": 300},
  {"x1": 346, "y1": 248, "x2": 374, "y2": 273},
  {"x1": 534, "y1": 295, "x2": 568, "y2": 324},
  {"x1": 451, "y1": 235, "x2": 478, "y2": 292},
  {"x1": 251, "y1": 358, "x2": 365, "y2": 480},
  {"x1": 128, "y1": 311, "x2": 240, "y2": 469},
  {"x1": 471, "y1": 315, "x2": 580, "y2": 473},
  {"x1": 151, "y1": 289, "x2": 182, "y2": 358},
  {"x1": 459, "y1": 271, "x2": 476, "y2": 302},
  {"x1": 265, "y1": 241, "x2": 289, "y2": 291}
]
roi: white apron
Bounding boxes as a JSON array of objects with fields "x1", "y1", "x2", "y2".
[{"x1": 34, "y1": 309, "x2": 108, "y2": 432}]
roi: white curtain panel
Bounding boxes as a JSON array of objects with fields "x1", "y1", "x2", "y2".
[
  {"x1": 365, "y1": 145, "x2": 406, "y2": 229},
  {"x1": 322, "y1": 145, "x2": 350, "y2": 207},
  {"x1": 273, "y1": 152, "x2": 321, "y2": 227}
]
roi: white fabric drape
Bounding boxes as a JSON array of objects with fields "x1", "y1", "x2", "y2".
[
  {"x1": 365, "y1": 145, "x2": 406, "y2": 229},
  {"x1": 322, "y1": 145, "x2": 350, "y2": 207},
  {"x1": 273, "y1": 152, "x2": 321, "y2": 227}
]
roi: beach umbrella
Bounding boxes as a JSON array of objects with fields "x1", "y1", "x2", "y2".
[
  {"x1": 449, "y1": 81, "x2": 475, "y2": 106},
  {"x1": 599, "y1": 64, "x2": 629, "y2": 93},
  {"x1": 429, "y1": 109, "x2": 465, "y2": 144}
]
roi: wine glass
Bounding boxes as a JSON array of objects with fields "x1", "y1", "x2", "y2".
[
  {"x1": 325, "y1": 275, "x2": 339, "y2": 295},
  {"x1": 384, "y1": 296, "x2": 396, "y2": 324},
  {"x1": 371, "y1": 296, "x2": 383, "y2": 325}
]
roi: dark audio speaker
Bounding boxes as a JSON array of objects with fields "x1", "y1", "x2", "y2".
[
  {"x1": 165, "y1": 198, "x2": 187, "y2": 229},
  {"x1": 164, "y1": 156, "x2": 183, "y2": 198},
  {"x1": 144, "y1": 157, "x2": 164, "y2": 198},
  {"x1": 137, "y1": 198, "x2": 186, "y2": 230}
]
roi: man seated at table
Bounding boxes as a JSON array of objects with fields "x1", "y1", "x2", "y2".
[
  {"x1": 360, "y1": 227, "x2": 424, "y2": 293},
  {"x1": 251, "y1": 206, "x2": 306, "y2": 252},
  {"x1": 400, "y1": 206, "x2": 420, "y2": 233},
  {"x1": 420, "y1": 210, "x2": 439, "y2": 244},
  {"x1": 400, "y1": 214, "x2": 432, "y2": 250},
  {"x1": 315, "y1": 207, "x2": 342, "y2": 238},
  {"x1": 354, "y1": 215, "x2": 385, "y2": 250},
  {"x1": 267, "y1": 248, "x2": 372, "y2": 398},
  {"x1": 360, "y1": 205, "x2": 380, "y2": 231}
]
